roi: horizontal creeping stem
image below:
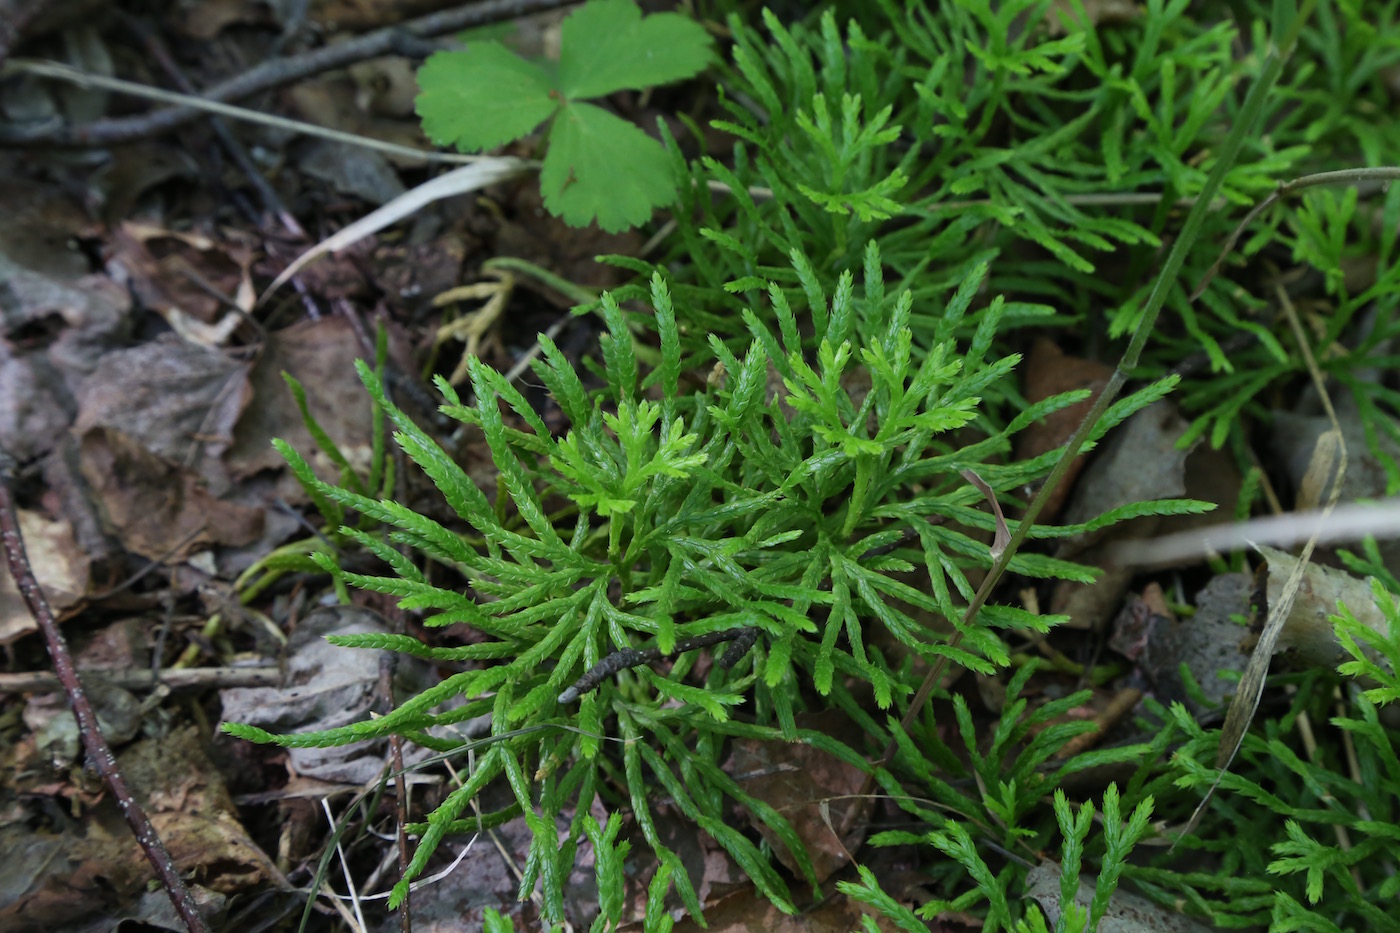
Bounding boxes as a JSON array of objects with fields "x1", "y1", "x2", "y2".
[{"x1": 557, "y1": 626, "x2": 759, "y2": 704}]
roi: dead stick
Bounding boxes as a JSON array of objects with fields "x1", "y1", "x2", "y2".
[
  {"x1": 0, "y1": 665, "x2": 281, "y2": 694},
  {"x1": 0, "y1": 0, "x2": 576, "y2": 148},
  {"x1": 0, "y1": 475, "x2": 210, "y2": 933}
]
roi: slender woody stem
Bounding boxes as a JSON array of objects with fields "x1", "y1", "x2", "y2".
[{"x1": 0, "y1": 475, "x2": 210, "y2": 933}]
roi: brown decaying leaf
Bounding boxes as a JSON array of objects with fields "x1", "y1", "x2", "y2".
[
  {"x1": 1024, "y1": 862, "x2": 1212, "y2": 933},
  {"x1": 219, "y1": 606, "x2": 449, "y2": 785},
  {"x1": 0, "y1": 725, "x2": 267, "y2": 930},
  {"x1": 0, "y1": 508, "x2": 90, "y2": 643},
  {"x1": 226, "y1": 315, "x2": 385, "y2": 496},
  {"x1": 113, "y1": 222, "x2": 258, "y2": 340},
  {"x1": 1016, "y1": 337, "x2": 1113, "y2": 522},
  {"x1": 78, "y1": 428, "x2": 264, "y2": 562},
  {"x1": 726, "y1": 724, "x2": 869, "y2": 884},
  {"x1": 74, "y1": 333, "x2": 252, "y2": 486}
]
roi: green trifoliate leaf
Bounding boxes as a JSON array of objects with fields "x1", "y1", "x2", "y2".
[
  {"x1": 415, "y1": 43, "x2": 558, "y2": 152},
  {"x1": 542, "y1": 103, "x2": 676, "y2": 232},
  {"x1": 557, "y1": 0, "x2": 714, "y2": 100}
]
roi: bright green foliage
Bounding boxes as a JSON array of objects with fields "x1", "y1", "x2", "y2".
[
  {"x1": 228, "y1": 1, "x2": 1400, "y2": 928},
  {"x1": 1160, "y1": 687, "x2": 1400, "y2": 930},
  {"x1": 233, "y1": 328, "x2": 393, "y2": 604},
  {"x1": 599, "y1": 1, "x2": 1400, "y2": 458},
  {"x1": 224, "y1": 250, "x2": 1198, "y2": 924},
  {"x1": 415, "y1": 0, "x2": 713, "y2": 231},
  {"x1": 844, "y1": 771, "x2": 1154, "y2": 933},
  {"x1": 1334, "y1": 577, "x2": 1400, "y2": 708}
]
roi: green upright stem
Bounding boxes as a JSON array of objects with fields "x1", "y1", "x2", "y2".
[{"x1": 876, "y1": 0, "x2": 1316, "y2": 770}]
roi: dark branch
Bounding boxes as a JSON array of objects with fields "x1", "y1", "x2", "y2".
[
  {"x1": 0, "y1": 0, "x2": 577, "y2": 148},
  {"x1": 0, "y1": 463, "x2": 211, "y2": 933},
  {"x1": 557, "y1": 626, "x2": 761, "y2": 704}
]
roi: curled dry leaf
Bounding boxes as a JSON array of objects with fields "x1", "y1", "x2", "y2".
[
  {"x1": 220, "y1": 606, "x2": 453, "y2": 784},
  {"x1": 961, "y1": 468, "x2": 1010, "y2": 559},
  {"x1": 1024, "y1": 862, "x2": 1213, "y2": 933},
  {"x1": 0, "y1": 508, "x2": 90, "y2": 643},
  {"x1": 1258, "y1": 545, "x2": 1389, "y2": 671}
]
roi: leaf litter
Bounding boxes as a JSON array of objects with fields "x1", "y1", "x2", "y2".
[{"x1": 5, "y1": 3, "x2": 1400, "y2": 931}]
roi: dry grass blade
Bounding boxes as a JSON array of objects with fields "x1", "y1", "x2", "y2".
[
  {"x1": 1175, "y1": 281, "x2": 1347, "y2": 842},
  {"x1": 1191, "y1": 166, "x2": 1400, "y2": 299},
  {"x1": 258, "y1": 158, "x2": 532, "y2": 304},
  {"x1": 1112, "y1": 497, "x2": 1400, "y2": 566},
  {"x1": 960, "y1": 468, "x2": 1010, "y2": 559}
]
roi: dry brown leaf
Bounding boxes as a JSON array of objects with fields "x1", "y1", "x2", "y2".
[
  {"x1": 1016, "y1": 337, "x2": 1113, "y2": 522},
  {"x1": 226, "y1": 315, "x2": 385, "y2": 495},
  {"x1": 78, "y1": 428, "x2": 265, "y2": 561},
  {"x1": 1024, "y1": 862, "x2": 1212, "y2": 932},
  {"x1": 0, "y1": 508, "x2": 91, "y2": 643},
  {"x1": 74, "y1": 332, "x2": 251, "y2": 487},
  {"x1": 219, "y1": 606, "x2": 450, "y2": 784},
  {"x1": 726, "y1": 711, "x2": 869, "y2": 883}
]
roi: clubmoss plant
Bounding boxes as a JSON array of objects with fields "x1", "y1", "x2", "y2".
[
  {"x1": 221, "y1": 0, "x2": 1400, "y2": 927},
  {"x1": 223, "y1": 247, "x2": 1201, "y2": 924},
  {"x1": 599, "y1": 1, "x2": 1400, "y2": 459}
]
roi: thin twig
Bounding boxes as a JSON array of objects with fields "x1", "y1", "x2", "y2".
[
  {"x1": 0, "y1": 0, "x2": 577, "y2": 148},
  {"x1": 1192, "y1": 166, "x2": 1400, "y2": 299},
  {"x1": 0, "y1": 468, "x2": 210, "y2": 933},
  {"x1": 4, "y1": 59, "x2": 479, "y2": 164},
  {"x1": 557, "y1": 627, "x2": 759, "y2": 703},
  {"x1": 123, "y1": 13, "x2": 307, "y2": 239},
  {"x1": 0, "y1": 665, "x2": 280, "y2": 694}
]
